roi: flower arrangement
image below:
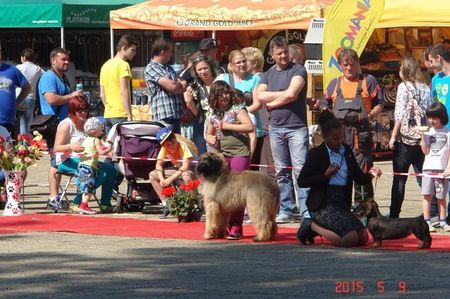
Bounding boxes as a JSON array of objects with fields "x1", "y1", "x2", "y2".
[
  {"x1": 163, "y1": 179, "x2": 203, "y2": 219},
  {"x1": 0, "y1": 132, "x2": 46, "y2": 171}
]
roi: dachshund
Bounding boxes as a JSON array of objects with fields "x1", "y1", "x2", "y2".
[{"x1": 352, "y1": 198, "x2": 432, "y2": 249}]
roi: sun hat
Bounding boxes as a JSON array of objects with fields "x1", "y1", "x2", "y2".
[
  {"x1": 199, "y1": 38, "x2": 217, "y2": 51},
  {"x1": 156, "y1": 127, "x2": 173, "y2": 145},
  {"x1": 84, "y1": 117, "x2": 104, "y2": 135}
]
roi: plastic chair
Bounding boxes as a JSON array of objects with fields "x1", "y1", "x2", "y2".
[{"x1": 57, "y1": 171, "x2": 100, "y2": 209}]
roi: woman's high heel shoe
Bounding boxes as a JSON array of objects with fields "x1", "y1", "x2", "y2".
[{"x1": 297, "y1": 218, "x2": 318, "y2": 245}]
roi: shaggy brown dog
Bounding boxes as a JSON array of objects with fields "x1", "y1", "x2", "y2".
[
  {"x1": 196, "y1": 152, "x2": 280, "y2": 242},
  {"x1": 352, "y1": 198, "x2": 432, "y2": 249}
]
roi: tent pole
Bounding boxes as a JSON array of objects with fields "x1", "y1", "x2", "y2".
[
  {"x1": 110, "y1": 28, "x2": 114, "y2": 58},
  {"x1": 212, "y1": 31, "x2": 216, "y2": 40},
  {"x1": 61, "y1": 27, "x2": 65, "y2": 48}
]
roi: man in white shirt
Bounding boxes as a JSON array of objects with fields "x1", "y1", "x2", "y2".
[{"x1": 16, "y1": 48, "x2": 44, "y2": 134}]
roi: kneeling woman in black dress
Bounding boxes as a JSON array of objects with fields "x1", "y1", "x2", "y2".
[{"x1": 298, "y1": 110, "x2": 382, "y2": 247}]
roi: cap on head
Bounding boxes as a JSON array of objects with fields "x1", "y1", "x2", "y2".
[
  {"x1": 156, "y1": 127, "x2": 173, "y2": 145},
  {"x1": 84, "y1": 117, "x2": 104, "y2": 135},
  {"x1": 199, "y1": 38, "x2": 217, "y2": 52}
]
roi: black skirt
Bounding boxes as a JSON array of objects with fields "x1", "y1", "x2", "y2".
[{"x1": 312, "y1": 186, "x2": 365, "y2": 238}]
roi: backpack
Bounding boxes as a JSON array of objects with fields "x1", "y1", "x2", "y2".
[{"x1": 399, "y1": 83, "x2": 427, "y2": 145}]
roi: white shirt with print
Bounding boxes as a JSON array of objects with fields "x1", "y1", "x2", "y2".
[{"x1": 423, "y1": 127, "x2": 450, "y2": 171}]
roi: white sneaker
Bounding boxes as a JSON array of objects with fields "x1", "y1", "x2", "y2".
[
  {"x1": 78, "y1": 206, "x2": 97, "y2": 215},
  {"x1": 430, "y1": 216, "x2": 440, "y2": 224},
  {"x1": 428, "y1": 223, "x2": 437, "y2": 232},
  {"x1": 442, "y1": 224, "x2": 450, "y2": 232}
]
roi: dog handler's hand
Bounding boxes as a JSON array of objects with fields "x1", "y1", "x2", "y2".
[
  {"x1": 369, "y1": 166, "x2": 382, "y2": 178},
  {"x1": 388, "y1": 137, "x2": 396, "y2": 150},
  {"x1": 443, "y1": 168, "x2": 450, "y2": 178},
  {"x1": 325, "y1": 163, "x2": 340, "y2": 178}
]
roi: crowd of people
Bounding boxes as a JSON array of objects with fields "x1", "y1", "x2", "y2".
[{"x1": 2, "y1": 34, "x2": 450, "y2": 246}]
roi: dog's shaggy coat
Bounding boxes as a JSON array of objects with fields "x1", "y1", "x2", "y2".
[{"x1": 196, "y1": 153, "x2": 280, "y2": 241}]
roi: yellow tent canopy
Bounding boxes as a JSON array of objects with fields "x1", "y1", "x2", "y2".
[
  {"x1": 323, "y1": 0, "x2": 450, "y2": 29},
  {"x1": 110, "y1": 0, "x2": 334, "y2": 31},
  {"x1": 377, "y1": 0, "x2": 450, "y2": 28}
]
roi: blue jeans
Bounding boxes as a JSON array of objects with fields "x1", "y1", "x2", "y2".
[
  {"x1": 269, "y1": 125, "x2": 309, "y2": 218},
  {"x1": 192, "y1": 120, "x2": 207, "y2": 155},
  {"x1": 57, "y1": 158, "x2": 117, "y2": 206},
  {"x1": 19, "y1": 94, "x2": 35, "y2": 135}
]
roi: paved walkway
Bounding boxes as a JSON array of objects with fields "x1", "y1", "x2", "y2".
[{"x1": 1, "y1": 156, "x2": 448, "y2": 298}]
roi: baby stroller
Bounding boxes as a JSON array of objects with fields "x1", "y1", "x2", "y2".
[{"x1": 108, "y1": 120, "x2": 166, "y2": 212}]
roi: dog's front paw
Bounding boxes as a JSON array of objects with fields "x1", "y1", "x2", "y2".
[
  {"x1": 203, "y1": 233, "x2": 214, "y2": 240},
  {"x1": 253, "y1": 236, "x2": 272, "y2": 242}
]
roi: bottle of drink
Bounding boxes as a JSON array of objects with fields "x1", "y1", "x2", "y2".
[{"x1": 76, "y1": 83, "x2": 83, "y2": 91}]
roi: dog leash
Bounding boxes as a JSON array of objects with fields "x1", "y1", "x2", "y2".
[{"x1": 373, "y1": 176, "x2": 378, "y2": 198}]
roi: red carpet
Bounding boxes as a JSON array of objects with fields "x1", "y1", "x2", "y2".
[{"x1": 0, "y1": 214, "x2": 449, "y2": 252}]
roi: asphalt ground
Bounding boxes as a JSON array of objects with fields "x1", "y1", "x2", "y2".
[{"x1": 0, "y1": 155, "x2": 449, "y2": 298}]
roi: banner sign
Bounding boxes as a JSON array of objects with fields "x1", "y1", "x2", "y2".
[
  {"x1": 322, "y1": 0, "x2": 384, "y2": 88},
  {"x1": 110, "y1": 0, "x2": 335, "y2": 30}
]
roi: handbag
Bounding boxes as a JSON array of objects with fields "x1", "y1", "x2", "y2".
[{"x1": 30, "y1": 114, "x2": 58, "y2": 138}]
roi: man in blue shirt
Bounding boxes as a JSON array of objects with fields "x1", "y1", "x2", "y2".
[
  {"x1": 38, "y1": 48, "x2": 82, "y2": 211},
  {"x1": 430, "y1": 44, "x2": 450, "y2": 127},
  {"x1": 429, "y1": 43, "x2": 450, "y2": 224},
  {"x1": 38, "y1": 48, "x2": 82, "y2": 129},
  {"x1": 0, "y1": 46, "x2": 31, "y2": 136}
]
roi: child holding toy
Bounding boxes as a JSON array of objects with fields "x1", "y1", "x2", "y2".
[
  {"x1": 75, "y1": 117, "x2": 111, "y2": 215},
  {"x1": 420, "y1": 102, "x2": 450, "y2": 232}
]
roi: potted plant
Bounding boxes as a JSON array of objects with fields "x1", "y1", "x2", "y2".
[
  {"x1": 0, "y1": 132, "x2": 46, "y2": 215},
  {"x1": 162, "y1": 179, "x2": 203, "y2": 222}
]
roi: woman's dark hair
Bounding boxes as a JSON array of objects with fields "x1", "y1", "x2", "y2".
[
  {"x1": 68, "y1": 95, "x2": 89, "y2": 120},
  {"x1": 232, "y1": 88, "x2": 253, "y2": 106},
  {"x1": 191, "y1": 54, "x2": 218, "y2": 83},
  {"x1": 426, "y1": 102, "x2": 449, "y2": 125},
  {"x1": 317, "y1": 110, "x2": 342, "y2": 137},
  {"x1": 208, "y1": 80, "x2": 240, "y2": 113}
]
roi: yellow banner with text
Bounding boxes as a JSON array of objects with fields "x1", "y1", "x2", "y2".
[{"x1": 322, "y1": 0, "x2": 385, "y2": 88}]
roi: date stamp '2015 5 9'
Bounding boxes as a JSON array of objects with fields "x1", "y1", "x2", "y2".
[{"x1": 335, "y1": 280, "x2": 407, "y2": 294}]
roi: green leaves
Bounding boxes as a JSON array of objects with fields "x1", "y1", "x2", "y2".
[{"x1": 166, "y1": 189, "x2": 201, "y2": 217}]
